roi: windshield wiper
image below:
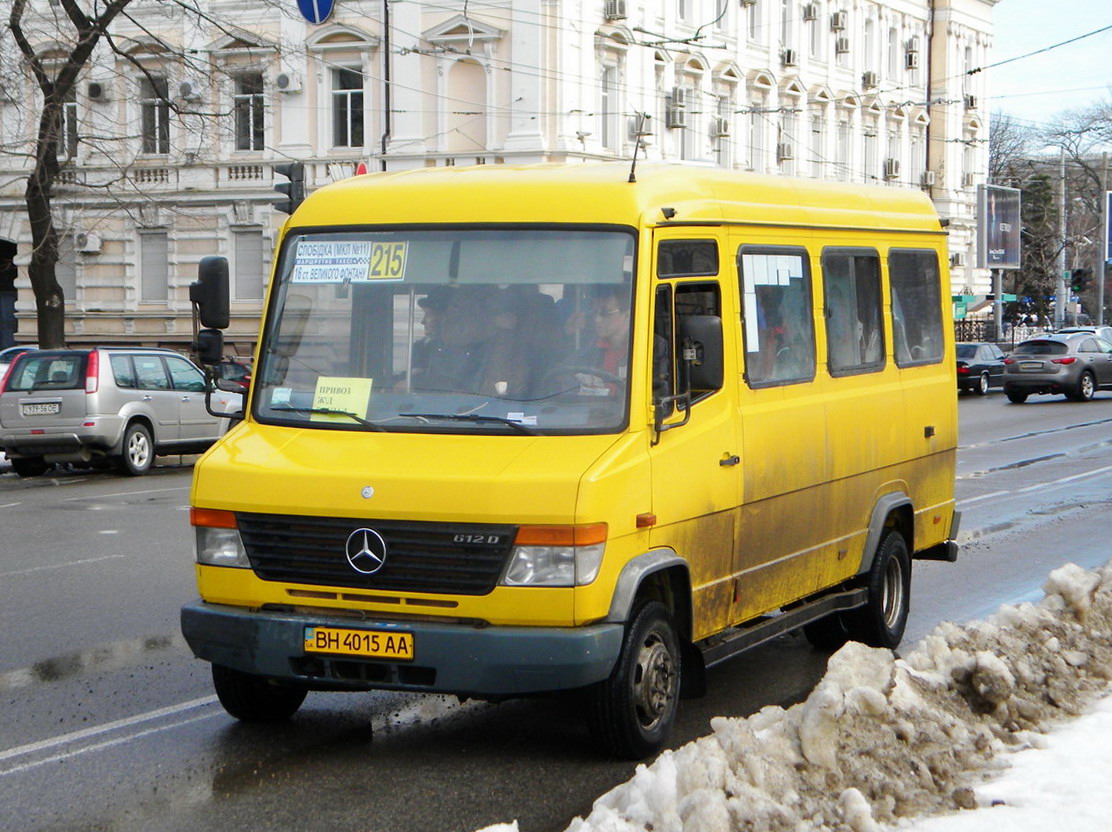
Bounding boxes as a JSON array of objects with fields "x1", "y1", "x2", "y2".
[
  {"x1": 271, "y1": 405, "x2": 386, "y2": 431},
  {"x1": 399, "y1": 412, "x2": 542, "y2": 436}
]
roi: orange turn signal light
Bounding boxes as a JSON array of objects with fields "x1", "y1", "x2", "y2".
[
  {"x1": 190, "y1": 507, "x2": 237, "y2": 529},
  {"x1": 514, "y1": 523, "x2": 608, "y2": 546}
]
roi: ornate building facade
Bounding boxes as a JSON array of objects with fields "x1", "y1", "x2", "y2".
[{"x1": 0, "y1": 0, "x2": 998, "y2": 351}]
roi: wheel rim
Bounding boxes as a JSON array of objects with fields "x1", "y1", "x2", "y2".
[
  {"x1": 632, "y1": 631, "x2": 676, "y2": 732},
  {"x1": 127, "y1": 430, "x2": 150, "y2": 469},
  {"x1": 979, "y1": 373, "x2": 989, "y2": 394},
  {"x1": 881, "y1": 555, "x2": 906, "y2": 630},
  {"x1": 1081, "y1": 374, "x2": 1094, "y2": 399}
]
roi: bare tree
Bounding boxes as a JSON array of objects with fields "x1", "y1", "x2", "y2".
[
  {"x1": 988, "y1": 111, "x2": 1035, "y2": 186},
  {"x1": 6, "y1": 0, "x2": 291, "y2": 348}
]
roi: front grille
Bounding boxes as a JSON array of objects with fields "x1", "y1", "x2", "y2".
[{"x1": 236, "y1": 512, "x2": 516, "y2": 595}]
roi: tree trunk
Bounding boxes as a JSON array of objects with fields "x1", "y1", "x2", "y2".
[{"x1": 25, "y1": 100, "x2": 67, "y2": 349}]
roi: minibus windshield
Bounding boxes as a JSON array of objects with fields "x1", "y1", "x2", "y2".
[{"x1": 254, "y1": 227, "x2": 636, "y2": 435}]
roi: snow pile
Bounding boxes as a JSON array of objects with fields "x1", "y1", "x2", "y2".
[{"x1": 549, "y1": 561, "x2": 1112, "y2": 832}]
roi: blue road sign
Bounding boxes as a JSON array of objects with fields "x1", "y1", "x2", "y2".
[{"x1": 297, "y1": 0, "x2": 334, "y2": 25}]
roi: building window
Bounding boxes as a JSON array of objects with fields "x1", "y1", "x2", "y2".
[
  {"x1": 234, "y1": 230, "x2": 265, "y2": 300},
  {"x1": 809, "y1": 113, "x2": 824, "y2": 178},
  {"x1": 58, "y1": 87, "x2": 78, "y2": 158},
  {"x1": 234, "y1": 73, "x2": 265, "y2": 152},
  {"x1": 836, "y1": 118, "x2": 851, "y2": 181},
  {"x1": 887, "y1": 28, "x2": 900, "y2": 79},
  {"x1": 332, "y1": 67, "x2": 364, "y2": 148},
  {"x1": 715, "y1": 96, "x2": 733, "y2": 169},
  {"x1": 600, "y1": 64, "x2": 621, "y2": 152},
  {"x1": 140, "y1": 76, "x2": 170, "y2": 155},
  {"x1": 140, "y1": 231, "x2": 169, "y2": 302}
]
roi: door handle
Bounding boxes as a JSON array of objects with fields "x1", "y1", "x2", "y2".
[
  {"x1": 142, "y1": 395, "x2": 152, "y2": 401},
  {"x1": 180, "y1": 396, "x2": 191, "y2": 402},
  {"x1": 719, "y1": 454, "x2": 740, "y2": 467}
]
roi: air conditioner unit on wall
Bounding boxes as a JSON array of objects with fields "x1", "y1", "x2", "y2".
[
  {"x1": 862, "y1": 71, "x2": 879, "y2": 89},
  {"x1": 777, "y1": 143, "x2": 794, "y2": 162},
  {"x1": 178, "y1": 78, "x2": 203, "y2": 100},
  {"x1": 666, "y1": 104, "x2": 688, "y2": 129},
  {"x1": 905, "y1": 50, "x2": 920, "y2": 70},
  {"x1": 831, "y1": 11, "x2": 848, "y2": 31},
  {"x1": 75, "y1": 231, "x2": 102, "y2": 254},
  {"x1": 802, "y1": 3, "x2": 818, "y2": 20},
  {"x1": 712, "y1": 116, "x2": 731, "y2": 138},
  {"x1": 86, "y1": 80, "x2": 109, "y2": 101},
  {"x1": 604, "y1": 0, "x2": 627, "y2": 20},
  {"x1": 883, "y1": 158, "x2": 900, "y2": 179},
  {"x1": 920, "y1": 170, "x2": 936, "y2": 188},
  {"x1": 964, "y1": 94, "x2": 978, "y2": 110},
  {"x1": 950, "y1": 252, "x2": 967, "y2": 267},
  {"x1": 962, "y1": 172, "x2": 976, "y2": 188},
  {"x1": 274, "y1": 72, "x2": 302, "y2": 93},
  {"x1": 835, "y1": 37, "x2": 850, "y2": 54},
  {"x1": 782, "y1": 48, "x2": 799, "y2": 67}
]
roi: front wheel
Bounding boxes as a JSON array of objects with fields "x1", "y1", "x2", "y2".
[
  {"x1": 587, "y1": 601, "x2": 681, "y2": 759},
  {"x1": 118, "y1": 422, "x2": 153, "y2": 476},
  {"x1": 1005, "y1": 387, "x2": 1028, "y2": 404},
  {"x1": 212, "y1": 664, "x2": 307, "y2": 722},
  {"x1": 844, "y1": 529, "x2": 911, "y2": 649}
]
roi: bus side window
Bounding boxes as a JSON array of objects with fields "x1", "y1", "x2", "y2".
[
  {"x1": 889, "y1": 249, "x2": 944, "y2": 366},
  {"x1": 738, "y1": 247, "x2": 816, "y2": 386},
  {"x1": 653, "y1": 285, "x2": 674, "y2": 407},
  {"x1": 822, "y1": 248, "x2": 885, "y2": 376}
]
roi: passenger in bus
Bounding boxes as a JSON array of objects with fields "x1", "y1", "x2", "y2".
[
  {"x1": 412, "y1": 286, "x2": 494, "y2": 393},
  {"x1": 476, "y1": 285, "x2": 562, "y2": 398}
]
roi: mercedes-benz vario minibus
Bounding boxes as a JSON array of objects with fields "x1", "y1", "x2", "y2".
[{"x1": 182, "y1": 163, "x2": 959, "y2": 759}]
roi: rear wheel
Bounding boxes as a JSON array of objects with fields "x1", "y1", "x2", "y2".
[
  {"x1": 844, "y1": 529, "x2": 911, "y2": 649},
  {"x1": 212, "y1": 664, "x2": 307, "y2": 722},
  {"x1": 1005, "y1": 387, "x2": 1028, "y2": 404},
  {"x1": 10, "y1": 457, "x2": 49, "y2": 477},
  {"x1": 118, "y1": 422, "x2": 153, "y2": 476},
  {"x1": 1069, "y1": 371, "x2": 1095, "y2": 402},
  {"x1": 975, "y1": 372, "x2": 990, "y2": 395},
  {"x1": 587, "y1": 601, "x2": 681, "y2": 759}
]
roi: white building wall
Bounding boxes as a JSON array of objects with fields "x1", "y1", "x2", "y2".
[{"x1": 0, "y1": 0, "x2": 998, "y2": 348}]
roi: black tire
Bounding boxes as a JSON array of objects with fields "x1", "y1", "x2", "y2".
[
  {"x1": 975, "y1": 372, "x2": 990, "y2": 395},
  {"x1": 1069, "y1": 371, "x2": 1095, "y2": 402},
  {"x1": 211, "y1": 664, "x2": 307, "y2": 722},
  {"x1": 587, "y1": 601, "x2": 681, "y2": 759},
  {"x1": 843, "y1": 529, "x2": 911, "y2": 649},
  {"x1": 10, "y1": 457, "x2": 49, "y2": 477},
  {"x1": 1005, "y1": 387, "x2": 1028, "y2": 404},
  {"x1": 118, "y1": 422, "x2": 153, "y2": 476}
]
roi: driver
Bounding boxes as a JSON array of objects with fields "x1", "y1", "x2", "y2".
[{"x1": 566, "y1": 287, "x2": 630, "y2": 395}]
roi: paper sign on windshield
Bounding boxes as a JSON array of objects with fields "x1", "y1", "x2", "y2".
[
  {"x1": 291, "y1": 240, "x2": 407, "y2": 283},
  {"x1": 311, "y1": 377, "x2": 374, "y2": 423}
]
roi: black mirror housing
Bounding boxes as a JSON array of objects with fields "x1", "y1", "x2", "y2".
[
  {"x1": 190, "y1": 257, "x2": 230, "y2": 330},
  {"x1": 195, "y1": 328, "x2": 224, "y2": 366},
  {"x1": 679, "y1": 315, "x2": 724, "y2": 390}
]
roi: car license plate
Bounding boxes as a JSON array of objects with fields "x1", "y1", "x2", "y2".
[
  {"x1": 1019, "y1": 361, "x2": 1043, "y2": 371},
  {"x1": 303, "y1": 626, "x2": 414, "y2": 661},
  {"x1": 21, "y1": 401, "x2": 60, "y2": 416}
]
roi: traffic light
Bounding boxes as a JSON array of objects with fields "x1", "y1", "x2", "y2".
[
  {"x1": 273, "y1": 161, "x2": 305, "y2": 215},
  {"x1": 1071, "y1": 268, "x2": 1092, "y2": 293}
]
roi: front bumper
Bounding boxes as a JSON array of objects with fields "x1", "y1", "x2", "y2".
[{"x1": 180, "y1": 600, "x2": 624, "y2": 697}]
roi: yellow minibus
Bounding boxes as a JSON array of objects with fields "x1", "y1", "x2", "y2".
[{"x1": 182, "y1": 162, "x2": 959, "y2": 759}]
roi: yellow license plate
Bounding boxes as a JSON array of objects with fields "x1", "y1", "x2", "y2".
[{"x1": 304, "y1": 627, "x2": 414, "y2": 661}]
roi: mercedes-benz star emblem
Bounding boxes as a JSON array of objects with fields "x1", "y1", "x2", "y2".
[{"x1": 345, "y1": 528, "x2": 388, "y2": 575}]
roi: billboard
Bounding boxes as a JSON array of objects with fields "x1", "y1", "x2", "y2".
[
  {"x1": 976, "y1": 185, "x2": 1022, "y2": 269},
  {"x1": 1106, "y1": 191, "x2": 1112, "y2": 264}
]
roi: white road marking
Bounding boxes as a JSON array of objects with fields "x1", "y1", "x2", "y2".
[{"x1": 0, "y1": 553, "x2": 125, "y2": 578}]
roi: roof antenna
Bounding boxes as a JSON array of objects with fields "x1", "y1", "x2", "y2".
[{"x1": 628, "y1": 113, "x2": 651, "y2": 183}]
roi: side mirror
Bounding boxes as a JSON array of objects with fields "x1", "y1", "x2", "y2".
[
  {"x1": 195, "y1": 328, "x2": 224, "y2": 367},
  {"x1": 190, "y1": 256, "x2": 230, "y2": 330},
  {"x1": 679, "y1": 315, "x2": 724, "y2": 391}
]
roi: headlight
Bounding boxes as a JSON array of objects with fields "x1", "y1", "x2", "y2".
[
  {"x1": 500, "y1": 525, "x2": 606, "y2": 587},
  {"x1": 192, "y1": 508, "x2": 250, "y2": 568}
]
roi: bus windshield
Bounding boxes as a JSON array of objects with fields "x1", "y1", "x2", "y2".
[{"x1": 254, "y1": 227, "x2": 637, "y2": 435}]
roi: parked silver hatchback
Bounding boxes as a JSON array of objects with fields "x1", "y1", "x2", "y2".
[
  {"x1": 0, "y1": 347, "x2": 242, "y2": 477},
  {"x1": 1002, "y1": 333, "x2": 1112, "y2": 403}
]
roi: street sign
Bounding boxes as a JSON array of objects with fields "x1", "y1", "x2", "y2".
[{"x1": 297, "y1": 0, "x2": 334, "y2": 25}]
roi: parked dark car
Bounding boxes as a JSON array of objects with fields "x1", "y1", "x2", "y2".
[
  {"x1": 1002, "y1": 334, "x2": 1112, "y2": 403},
  {"x1": 956, "y1": 341, "x2": 1007, "y2": 395}
]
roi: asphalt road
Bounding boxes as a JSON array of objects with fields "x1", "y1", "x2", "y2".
[{"x1": 1, "y1": 388, "x2": 1111, "y2": 832}]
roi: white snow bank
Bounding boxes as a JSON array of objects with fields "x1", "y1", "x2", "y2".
[{"x1": 479, "y1": 561, "x2": 1112, "y2": 832}]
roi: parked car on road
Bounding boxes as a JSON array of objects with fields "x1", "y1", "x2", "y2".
[
  {"x1": 1002, "y1": 333, "x2": 1112, "y2": 403},
  {"x1": 0, "y1": 347, "x2": 242, "y2": 477},
  {"x1": 0, "y1": 344, "x2": 36, "y2": 379},
  {"x1": 1056, "y1": 325, "x2": 1112, "y2": 344},
  {"x1": 956, "y1": 341, "x2": 1007, "y2": 395}
]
